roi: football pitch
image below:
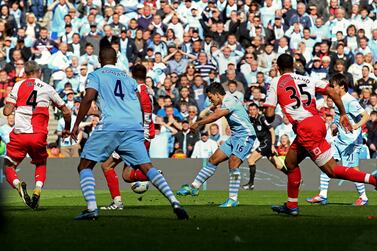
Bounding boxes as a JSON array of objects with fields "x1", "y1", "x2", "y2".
[{"x1": 1, "y1": 190, "x2": 377, "y2": 251}]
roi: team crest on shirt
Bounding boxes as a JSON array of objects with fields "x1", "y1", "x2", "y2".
[
  {"x1": 312, "y1": 147, "x2": 322, "y2": 156},
  {"x1": 257, "y1": 125, "x2": 262, "y2": 131}
]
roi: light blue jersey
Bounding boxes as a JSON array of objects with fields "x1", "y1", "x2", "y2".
[
  {"x1": 86, "y1": 65, "x2": 143, "y2": 132},
  {"x1": 221, "y1": 93, "x2": 256, "y2": 137},
  {"x1": 333, "y1": 93, "x2": 365, "y2": 167}
]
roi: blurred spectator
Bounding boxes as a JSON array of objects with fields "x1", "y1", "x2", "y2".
[
  {"x1": 0, "y1": 114, "x2": 15, "y2": 150},
  {"x1": 276, "y1": 134, "x2": 291, "y2": 157},
  {"x1": 355, "y1": 65, "x2": 377, "y2": 94},
  {"x1": 275, "y1": 115, "x2": 296, "y2": 144},
  {"x1": 150, "y1": 122, "x2": 177, "y2": 158},
  {"x1": 174, "y1": 120, "x2": 199, "y2": 157},
  {"x1": 56, "y1": 109, "x2": 79, "y2": 157},
  {"x1": 47, "y1": 143, "x2": 64, "y2": 158},
  {"x1": 191, "y1": 131, "x2": 218, "y2": 158}
]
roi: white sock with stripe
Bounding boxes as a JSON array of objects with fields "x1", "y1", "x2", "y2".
[
  {"x1": 79, "y1": 169, "x2": 97, "y2": 211},
  {"x1": 354, "y1": 182, "x2": 368, "y2": 200},
  {"x1": 319, "y1": 171, "x2": 330, "y2": 198},
  {"x1": 229, "y1": 168, "x2": 241, "y2": 201}
]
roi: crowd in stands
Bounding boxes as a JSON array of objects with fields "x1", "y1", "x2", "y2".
[{"x1": 1, "y1": 0, "x2": 377, "y2": 159}]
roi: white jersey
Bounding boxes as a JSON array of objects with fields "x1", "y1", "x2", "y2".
[
  {"x1": 6, "y1": 78, "x2": 65, "y2": 134},
  {"x1": 264, "y1": 73, "x2": 329, "y2": 127}
]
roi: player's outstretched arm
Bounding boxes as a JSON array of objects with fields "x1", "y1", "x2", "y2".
[
  {"x1": 191, "y1": 108, "x2": 229, "y2": 131},
  {"x1": 60, "y1": 105, "x2": 72, "y2": 138},
  {"x1": 353, "y1": 111, "x2": 369, "y2": 130},
  {"x1": 326, "y1": 86, "x2": 353, "y2": 132},
  {"x1": 71, "y1": 88, "x2": 98, "y2": 141}
]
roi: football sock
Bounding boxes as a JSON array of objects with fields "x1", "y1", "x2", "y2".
[
  {"x1": 319, "y1": 171, "x2": 330, "y2": 198},
  {"x1": 354, "y1": 182, "x2": 368, "y2": 200},
  {"x1": 332, "y1": 166, "x2": 377, "y2": 186},
  {"x1": 35, "y1": 165, "x2": 46, "y2": 189},
  {"x1": 192, "y1": 162, "x2": 217, "y2": 189},
  {"x1": 248, "y1": 164, "x2": 256, "y2": 185},
  {"x1": 147, "y1": 167, "x2": 179, "y2": 205},
  {"x1": 4, "y1": 167, "x2": 19, "y2": 188},
  {"x1": 287, "y1": 167, "x2": 301, "y2": 209},
  {"x1": 79, "y1": 169, "x2": 97, "y2": 211},
  {"x1": 104, "y1": 169, "x2": 121, "y2": 199},
  {"x1": 129, "y1": 169, "x2": 148, "y2": 181},
  {"x1": 229, "y1": 168, "x2": 241, "y2": 201}
]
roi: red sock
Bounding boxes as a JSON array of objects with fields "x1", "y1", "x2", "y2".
[
  {"x1": 104, "y1": 169, "x2": 121, "y2": 199},
  {"x1": 129, "y1": 169, "x2": 148, "y2": 181},
  {"x1": 332, "y1": 166, "x2": 377, "y2": 186},
  {"x1": 4, "y1": 167, "x2": 18, "y2": 188},
  {"x1": 287, "y1": 167, "x2": 301, "y2": 209},
  {"x1": 35, "y1": 165, "x2": 46, "y2": 187}
]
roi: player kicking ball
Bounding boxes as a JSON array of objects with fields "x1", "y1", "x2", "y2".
[
  {"x1": 264, "y1": 54, "x2": 377, "y2": 216},
  {"x1": 2, "y1": 61, "x2": 71, "y2": 209},
  {"x1": 306, "y1": 74, "x2": 370, "y2": 206},
  {"x1": 100, "y1": 65, "x2": 155, "y2": 210},
  {"x1": 242, "y1": 103, "x2": 287, "y2": 190},
  {"x1": 67, "y1": 48, "x2": 188, "y2": 220},
  {"x1": 177, "y1": 83, "x2": 257, "y2": 207}
]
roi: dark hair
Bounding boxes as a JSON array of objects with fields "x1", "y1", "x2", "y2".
[
  {"x1": 330, "y1": 73, "x2": 349, "y2": 92},
  {"x1": 248, "y1": 102, "x2": 259, "y2": 109},
  {"x1": 277, "y1": 54, "x2": 294, "y2": 71},
  {"x1": 85, "y1": 42, "x2": 94, "y2": 48},
  {"x1": 205, "y1": 83, "x2": 226, "y2": 95},
  {"x1": 99, "y1": 47, "x2": 117, "y2": 65},
  {"x1": 132, "y1": 64, "x2": 147, "y2": 81},
  {"x1": 227, "y1": 80, "x2": 237, "y2": 86}
]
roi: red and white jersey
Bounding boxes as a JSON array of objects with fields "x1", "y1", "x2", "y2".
[
  {"x1": 137, "y1": 83, "x2": 155, "y2": 141},
  {"x1": 6, "y1": 78, "x2": 65, "y2": 134},
  {"x1": 264, "y1": 73, "x2": 329, "y2": 127}
]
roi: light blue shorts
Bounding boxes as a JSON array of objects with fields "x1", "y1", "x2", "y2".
[
  {"x1": 333, "y1": 141, "x2": 360, "y2": 168},
  {"x1": 219, "y1": 134, "x2": 256, "y2": 161},
  {"x1": 81, "y1": 129, "x2": 150, "y2": 165}
]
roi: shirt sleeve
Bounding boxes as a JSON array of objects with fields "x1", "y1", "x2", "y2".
[
  {"x1": 48, "y1": 86, "x2": 66, "y2": 108},
  {"x1": 314, "y1": 78, "x2": 330, "y2": 95},
  {"x1": 349, "y1": 99, "x2": 365, "y2": 117},
  {"x1": 264, "y1": 79, "x2": 278, "y2": 108},
  {"x1": 86, "y1": 72, "x2": 100, "y2": 91},
  {"x1": 6, "y1": 81, "x2": 21, "y2": 105},
  {"x1": 221, "y1": 95, "x2": 237, "y2": 112}
]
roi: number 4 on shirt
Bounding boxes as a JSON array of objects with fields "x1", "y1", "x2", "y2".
[
  {"x1": 26, "y1": 90, "x2": 38, "y2": 108},
  {"x1": 114, "y1": 80, "x2": 125, "y2": 100}
]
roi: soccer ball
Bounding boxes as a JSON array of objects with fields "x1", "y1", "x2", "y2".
[{"x1": 131, "y1": 181, "x2": 149, "y2": 194}]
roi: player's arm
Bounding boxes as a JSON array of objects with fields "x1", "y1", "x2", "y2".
[
  {"x1": 71, "y1": 88, "x2": 97, "y2": 141},
  {"x1": 191, "y1": 108, "x2": 229, "y2": 132},
  {"x1": 353, "y1": 110, "x2": 369, "y2": 130},
  {"x1": 326, "y1": 86, "x2": 353, "y2": 132},
  {"x1": 264, "y1": 107, "x2": 275, "y2": 124}
]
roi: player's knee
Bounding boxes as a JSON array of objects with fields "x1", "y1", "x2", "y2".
[{"x1": 101, "y1": 163, "x2": 111, "y2": 172}]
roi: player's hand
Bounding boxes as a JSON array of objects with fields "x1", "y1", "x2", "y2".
[
  {"x1": 340, "y1": 114, "x2": 353, "y2": 133},
  {"x1": 61, "y1": 129, "x2": 71, "y2": 139},
  {"x1": 71, "y1": 125, "x2": 79, "y2": 142},
  {"x1": 190, "y1": 122, "x2": 200, "y2": 133},
  {"x1": 271, "y1": 145, "x2": 276, "y2": 154}
]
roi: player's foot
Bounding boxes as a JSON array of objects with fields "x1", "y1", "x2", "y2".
[
  {"x1": 271, "y1": 203, "x2": 299, "y2": 216},
  {"x1": 176, "y1": 184, "x2": 199, "y2": 196},
  {"x1": 17, "y1": 182, "x2": 31, "y2": 208},
  {"x1": 305, "y1": 194, "x2": 328, "y2": 205},
  {"x1": 242, "y1": 183, "x2": 255, "y2": 190},
  {"x1": 74, "y1": 209, "x2": 100, "y2": 220},
  {"x1": 100, "y1": 202, "x2": 124, "y2": 210},
  {"x1": 218, "y1": 198, "x2": 239, "y2": 208},
  {"x1": 172, "y1": 202, "x2": 189, "y2": 220},
  {"x1": 30, "y1": 188, "x2": 41, "y2": 210},
  {"x1": 353, "y1": 198, "x2": 368, "y2": 206}
]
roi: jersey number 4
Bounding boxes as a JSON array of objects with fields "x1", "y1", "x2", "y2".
[
  {"x1": 286, "y1": 84, "x2": 312, "y2": 109},
  {"x1": 26, "y1": 90, "x2": 38, "y2": 108},
  {"x1": 114, "y1": 80, "x2": 125, "y2": 100}
]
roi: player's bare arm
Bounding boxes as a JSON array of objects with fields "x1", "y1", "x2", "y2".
[
  {"x1": 353, "y1": 110, "x2": 369, "y2": 130},
  {"x1": 71, "y1": 88, "x2": 98, "y2": 141},
  {"x1": 3, "y1": 103, "x2": 15, "y2": 116},
  {"x1": 61, "y1": 105, "x2": 72, "y2": 138},
  {"x1": 264, "y1": 106, "x2": 275, "y2": 124},
  {"x1": 190, "y1": 108, "x2": 229, "y2": 132},
  {"x1": 326, "y1": 86, "x2": 353, "y2": 132},
  {"x1": 269, "y1": 127, "x2": 276, "y2": 154}
]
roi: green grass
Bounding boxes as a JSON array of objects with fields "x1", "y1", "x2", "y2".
[{"x1": 2, "y1": 190, "x2": 377, "y2": 251}]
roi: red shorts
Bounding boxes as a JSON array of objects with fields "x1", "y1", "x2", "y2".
[
  {"x1": 6, "y1": 131, "x2": 48, "y2": 165},
  {"x1": 290, "y1": 115, "x2": 332, "y2": 167}
]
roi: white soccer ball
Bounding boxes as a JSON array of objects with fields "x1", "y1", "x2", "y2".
[{"x1": 131, "y1": 181, "x2": 149, "y2": 194}]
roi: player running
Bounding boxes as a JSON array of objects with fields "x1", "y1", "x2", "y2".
[
  {"x1": 242, "y1": 103, "x2": 287, "y2": 190},
  {"x1": 263, "y1": 54, "x2": 377, "y2": 216},
  {"x1": 176, "y1": 83, "x2": 256, "y2": 207},
  {"x1": 68, "y1": 47, "x2": 188, "y2": 220},
  {"x1": 3, "y1": 61, "x2": 71, "y2": 209},
  {"x1": 100, "y1": 66, "x2": 155, "y2": 210},
  {"x1": 306, "y1": 74, "x2": 370, "y2": 206}
]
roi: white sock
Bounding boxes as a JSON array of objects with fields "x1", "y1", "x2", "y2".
[
  {"x1": 113, "y1": 196, "x2": 122, "y2": 204},
  {"x1": 319, "y1": 190, "x2": 328, "y2": 199},
  {"x1": 88, "y1": 201, "x2": 97, "y2": 211},
  {"x1": 359, "y1": 192, "x2": 368, "y2": 201},
  {"x1": 36, "y1": 181, "x2": 43, "y2": 189},
  {"x1": 13, "y1": 179, "x2": 20, "y2": 188}
]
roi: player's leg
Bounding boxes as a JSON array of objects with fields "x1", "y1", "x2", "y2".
[
  {"x1": 100, "y1": 153, "x2": 123, "y2": 210},
  {"x1": 242, "y1": 151, "x2": 262, "y2": 190},
  {"x1": 177, "y1": 142, "x2": 229, "y2": 196}
]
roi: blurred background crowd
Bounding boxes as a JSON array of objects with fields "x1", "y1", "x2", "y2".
[{"x1": 0, "y1": 0, "x2": 377, "y2": 160}]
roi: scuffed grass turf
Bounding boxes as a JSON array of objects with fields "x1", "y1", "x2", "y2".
[{"x1": 1, "y1": 190, "x2": 377, "y2": 251}]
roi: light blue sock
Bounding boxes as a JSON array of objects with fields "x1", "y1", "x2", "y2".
[
  {"x1": 229, "y1": 168, "x2": 241, "y2": 201},
  {"x1": 147, "y1": 167, "x2": 179, "y2": 205},
  {"x1": 79, "y1": 169, "x2": 97, "y2": 211},
  {"x1": 192, "y1": 162, "x2": 217, "y2": 189},
  {"x1": 354, "y1": 182, "x2": 367, "y2": 200},
  {"x1": 319, "y1": 171, "x2": 330, "y2": 198}
]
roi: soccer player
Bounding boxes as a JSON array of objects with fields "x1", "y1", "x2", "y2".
[
  {"x1": 3, "y1": 61, "x2": 71, "y2": 209},
  {"x1": 306, "y1": 74, "x2": 370, "y2": 206},
  {"x1": 263, "y1": 54, "x2": 377, "y2": 216},
  {"x1": 100, "y1": 65, "x2": 155, "y2": 210},
  {"x1": 69, "y1": 47, "x2": 188, "y2": 220},
  {"x1": 242, "y1": 103, "x2": 287, "y2": 190},
  {"x1": 176, "y1": 83, "x2": 256, "y2": 207}
]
